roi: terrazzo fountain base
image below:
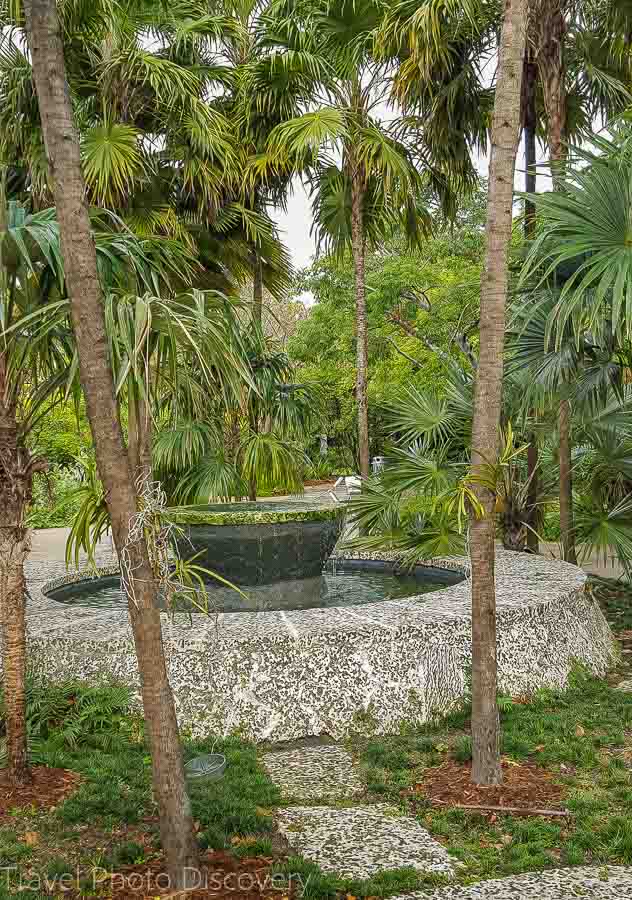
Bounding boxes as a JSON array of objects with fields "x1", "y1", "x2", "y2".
[{"x1": 22, "y1": 549, "x2": 616, "y2": 742}]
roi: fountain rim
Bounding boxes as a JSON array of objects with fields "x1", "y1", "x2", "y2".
[{"x1": 35, "y1": 549, "x2": 589, "y2": 654}]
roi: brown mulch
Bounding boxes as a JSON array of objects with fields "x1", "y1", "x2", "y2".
[
  {"x1": 407, "y1": 758, "x2": 568, "y2": 817},
  {"x1": 0, "y1": 766, "x2": 81, "y2": 818},
  {"x1": 67, "y1": 851, "x2": 294, "y2": 900}
]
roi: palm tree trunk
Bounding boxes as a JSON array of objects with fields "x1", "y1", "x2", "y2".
[
  {"x1": 350, "y1": 170, "x2": 370, "y2": 479},
  {"x1": 0, "y1": 182, "x2": 32, "y2": 786},
  {"x1": 558, "y1": 397, "x2": 576, "y2": 563},
  {"x1": 523, "y1": 47, "x2": 539, "y2": 552},
  {"x1": 469, "y1": 0, "x2": 527, "y2": 786},
  {"x1": 128, "y1": 393, "x2": 153, "y2": 487},
  {"x1": 536, "y1": 0, "x2": 566, "y2": 176},
  {"x1": 0, "y1": 364, "x2": 31, "y2": 785},
  {"x1": 252, "y1": 252, "x2": 263, "y2": 329},
  {"x1": 24, "y1": 0, "x2": 198, "y2": 886},
  {"x1": 535, "y1": 0, "x2": 575, "y2": 563},
  {"x1": 248, "y1": 411, "x2": 258, "y2": 501}
]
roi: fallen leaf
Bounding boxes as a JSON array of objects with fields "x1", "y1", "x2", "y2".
[
  {"x1": 575, "y1": 725, "x2": 586, "y2": 738},
  {"x1": 23, "y1": 832, "x2": 39, "y2": 847}
]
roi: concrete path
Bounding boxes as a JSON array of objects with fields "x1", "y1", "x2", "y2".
[{"x1": 30, "y1": 528, "x2": 113, "y2": 566}]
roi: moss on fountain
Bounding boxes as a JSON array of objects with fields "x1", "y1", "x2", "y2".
[{"x1": 169, "y1": 500, "x2": 341, "y2": 527}]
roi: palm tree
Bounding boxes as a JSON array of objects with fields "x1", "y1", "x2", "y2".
[
  {"x1": 209, "y1": 0, "x2": 314, "y2": 323},
  {"x1": 24, "y1": 0, "x2": 199, "y2": 885},
  {"x1": 0, "y1": 181, "x2": 69, "y2": 783},
  {"x1": 0, "y1": 177, "x2": 186, "y2": 782},
  {"x1": 264, "y1": 0, "x2": 430, "y2": 477},
  {"x1": 0, "y1": 0, "x2": 294, "y2": 301},
  {"x1": 375, "y1": 0, "x2": 494, "y2": 197},
  {"x1": 468, "y1": 0, "x2": 527, "y2": 786},
  {"x1": 508, "y1": 285, "x2": 632, "y2": 572},
  {"x1": 154, "y1": 322, "x2": 312, "y2": 503},
  {"x1": 523, "y1": 0, "x2": 632, "y2": 562}
]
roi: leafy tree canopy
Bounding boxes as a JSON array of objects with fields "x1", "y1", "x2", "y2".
[{"x1": 288, "y1": 187, "x2": 486, "y2": 458}]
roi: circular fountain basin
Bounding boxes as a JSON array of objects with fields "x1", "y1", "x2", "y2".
[
  {"x1": 170, "y1": 501, "x2": 342, "y2": 585},
  {"x1": 44, "y1": 559, "x2": 463, "y2": 613},
  {"x1": 29, "y1": 549, "x2": 616, "y2": 743}
]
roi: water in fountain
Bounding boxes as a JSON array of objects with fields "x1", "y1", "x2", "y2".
[{"x1": 48, "y1": 561, "x2": 461, "y2": 613}]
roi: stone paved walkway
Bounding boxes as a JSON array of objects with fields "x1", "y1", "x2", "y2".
[
  {"x1": 277, "y1": 804, "x2": 457, "y2": 879},
  {"x1": 393, "y1": 866, "x2": 632, "y2": 898},
  {"x1": 262, "y1": 743, "x2": 632, "y2": 897},
  {"x1": 262, "y1": 745, "x2": 364, "y2": 801}
]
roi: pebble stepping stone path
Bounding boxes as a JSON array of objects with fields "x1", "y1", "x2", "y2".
[
  {"x1": 262, "y1": 743, "x2": 632, "y2": 897},
  {"x1": 276, "y1": 804, "x2": 457, "y2": 879},
  {"x1": 262, "y1": 745, "x2": 364, "y2": 801},
  {"x1": 392, "y1": 865, "x2": 632, "y2": 898}
]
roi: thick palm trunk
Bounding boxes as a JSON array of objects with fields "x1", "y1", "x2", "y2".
[
  {"x1": 523, "y1": 48, "x2": 539, "y2": 552},
  {"x1": 24, "y1": 0, "x2": 198, "y2": 886},
  {"x1": 536, "y1": 0, "x2": 566, "y2": 173},
  {"x1": 350, "y1": 171, "x2": 370, "y2": 479},
  {"x1": 0, "y1": 188, "x2": 32, "y2": 786},
  {"x1": 0, "y1": 366, "x2": 32, "y2": 785},
  {"x1": 469, "y1": 0, "x2": 527, "y2": 786},
  {"x1": 535, "y1": 0, "x2": 576, "y2": 563}
]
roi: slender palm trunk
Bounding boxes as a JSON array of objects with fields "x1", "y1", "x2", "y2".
[
  {"x1": 350, "y1": 170, "x2": 370, "y2": 478},
  {"x1": 536, "y1": 0, "x2": 576, "y2": 562},
  {"x1": 523, "y1": 48, "x2": 539, "y2": 552},
  {"x1": 248, "y1": 410, "x2": 258, "y2": 501},
  {"x1": 558, "y1": 397, "x2": 576, "y2": 562},
  {"x1": 128, "y1": 394, "x2": 153, "y2": 487},
  {"x1": 252, "y1": 252, "x2": 263, "y2": 329},
  {"x1": 470, "y1": 0, "x2": 527, "y2": 786},
  {"x1": 0, "y1": 361, "x2": 32, "y2": 785},
  {"x1": 24, "y1": 0, "x2": 198, "y2": 885}
]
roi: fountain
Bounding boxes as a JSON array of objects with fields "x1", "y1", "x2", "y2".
[
  {"x1": 46, "y1": 500, "x2": 463, "y2": 613},
  {"x1": 170, "y1": 500, "x2": 343, "y2": 585},
  {"x1": 35, "y1": 540, "x2": 614, "y2": 741}
]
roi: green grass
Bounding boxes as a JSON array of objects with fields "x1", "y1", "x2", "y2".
[
  {"x1": 353, "y1": 668, "x2": 632, "y2": 881},
  {"x1": 272, "y1": 857, "x2": 450, "y2": 899}
]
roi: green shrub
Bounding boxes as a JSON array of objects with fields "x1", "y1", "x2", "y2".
[{"x1": 27, "y1": 466, "x2": 84, "y2": 529}]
